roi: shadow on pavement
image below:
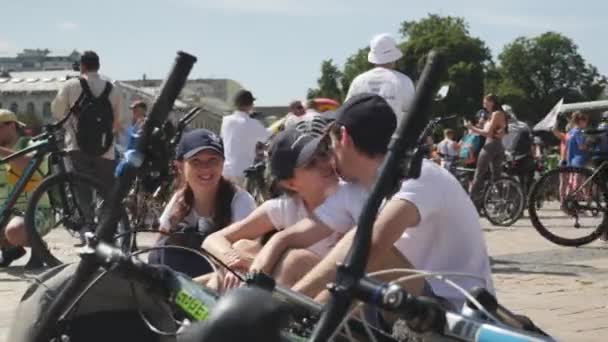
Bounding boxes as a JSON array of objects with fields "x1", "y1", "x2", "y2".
[{"x1": 490, "y1": 257, "x2": 595, "y2": 277}]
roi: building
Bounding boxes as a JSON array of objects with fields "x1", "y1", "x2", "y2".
[
  {"x1": 0, "y1": 70, "x2": 158, "y2": 135},
  {"x1": 122, "y1": 78, "x2": 246, "y2": 132},
  {"x1": 0, "y1": 49, "x2": 81, "y2": 72},
  {"x1": 0, "y1": 71, "x2": 252, "y2": 138}
]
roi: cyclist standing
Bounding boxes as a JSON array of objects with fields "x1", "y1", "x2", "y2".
[
  {"x1": 345, "y1": 33, "x2": 415, "y2": 123},
  {"x1": 221, "y1": 90, "x2": 271, "y2": 187}
]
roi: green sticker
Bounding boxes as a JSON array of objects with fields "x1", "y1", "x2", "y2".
[{"x1": 175, "y1": 290, "x2": 210, "y2": 321}]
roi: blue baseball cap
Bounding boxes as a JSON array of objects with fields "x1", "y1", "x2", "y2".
[{"x1": 176, "y1": 129, "x2": 224, "y2": 160}]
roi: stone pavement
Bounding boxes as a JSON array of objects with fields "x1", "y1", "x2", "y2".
[{"x1": 1, "y1": 218, "x2": 607, "y2": 341}]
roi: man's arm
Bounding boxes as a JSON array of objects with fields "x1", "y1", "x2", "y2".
[
  {"x1": 292, "y1": 198, "x2": 422, "y2": 299},
  {"x1": 110, "y1": 85, "x2": 123, "y2": 133},
  {"x1": 202, "y1": 205, "x2": 275, "y2": 266},
  {"x1": 250, "y1": 218, "x2": 333, "y2": 274},
  {"x1": 51, "y1": 84, "x2": 70, "y2": 120}
]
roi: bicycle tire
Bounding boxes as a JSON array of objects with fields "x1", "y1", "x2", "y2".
[
  {"x1": 483, "y1": 176, "x2": 525, "y2": 227},
  {"x1": 528, "y1": 166, "x2": 606, "y2": 247},
  {"x1": 25, "y1": 172, "x2": 132, "y2": 266}
]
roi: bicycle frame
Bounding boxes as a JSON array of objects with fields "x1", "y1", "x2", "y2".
[
  {"x1": 567, "y1": 161, "x2": 608, "y2": 195},
  {"x1": 0, "y1": 141, "x2": 49, "y2": 230}
]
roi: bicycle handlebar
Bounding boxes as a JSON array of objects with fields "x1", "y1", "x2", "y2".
[{"x1": 179, "y1": 106, "x2": 202, "y2": 128}]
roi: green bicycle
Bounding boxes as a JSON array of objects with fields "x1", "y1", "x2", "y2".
[{"x1": 0, "y1": 113, "x2": 131, "y2": 267}]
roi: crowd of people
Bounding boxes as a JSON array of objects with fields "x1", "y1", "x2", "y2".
[
  {"x1": 7, "y1": 30, "x2": 599, "y2": 316},
  {"x1": 143, "y1": 32, "x2": 495, "y2": 312}
]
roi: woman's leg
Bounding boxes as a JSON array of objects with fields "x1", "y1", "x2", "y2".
[
  {"x1": 272, "y1": 249, "x2": 321, "y2": 288},
  {"x1": 194, "y1": 240, "x2": 261, "y2": 290},
  {"x1": 469, "y1": 146, "x2": 493, "y2": 205}
]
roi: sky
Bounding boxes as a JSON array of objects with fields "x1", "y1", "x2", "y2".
[{"x1": 1, "y1": 0, "x2": 606, "y2": 106}]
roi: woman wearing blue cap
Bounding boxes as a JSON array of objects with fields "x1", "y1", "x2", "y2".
[{"x1": 149, "y1": 129, "x2": 257, "y2": 278}]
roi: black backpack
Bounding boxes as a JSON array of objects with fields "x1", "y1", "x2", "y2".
[{"x1": 75, "y1": 78, "x2": 115, "y2": 156}]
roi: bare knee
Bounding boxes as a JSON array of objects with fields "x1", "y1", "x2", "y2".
[
  {"x1": 233, "y1": 239, "x2": 261, "y2": 256},
  {"x1": 274, "y1": 249, "x2": 320, "y2": 288},
  {"x1": 5, "y1": 216, "x2": 27, "y2": 247}
]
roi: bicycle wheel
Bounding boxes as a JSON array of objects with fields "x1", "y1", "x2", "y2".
[
  {"x1": 528, "y1": 166, "x2": 607, "y2": 246},
  {"x1": 25, "y1": 172, "x2": 132, "y2": 266},
  {"x1": 483, "y1": 176, "x2": 525, "y2": 227}
]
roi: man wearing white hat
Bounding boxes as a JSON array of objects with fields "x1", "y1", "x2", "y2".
[{"x1": 345, "y1": 33, "x2": 415, "y2": 122}]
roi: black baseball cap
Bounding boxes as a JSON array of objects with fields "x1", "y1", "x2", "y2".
[
  {"x1": 269, "y1": 126, "x2": 325, "y2": 180},
  {"x1": 234, "y1": 89, "x2": 256, "y2": 107},
  {"x1": 331, "y1": 93, "x2": 397, "y2": 155},
  {"x1": 176, "y1": 128, "x2": 224, "y2": 160}
]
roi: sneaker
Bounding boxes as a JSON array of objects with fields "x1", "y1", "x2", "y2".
[{"x1": 0, "y1": 246, "x2": 26, "y2": 267}]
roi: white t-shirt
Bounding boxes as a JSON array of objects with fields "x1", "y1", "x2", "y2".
[
  {"x1": 283, "y1": 113, "x2": 301, "y2": 128},
  {"x1": 313, "y1": 162, "x2": 494, "y2": 307},
  {"x1": 313, "y1": 182, "x2": 369, "y2": 234},
  {"x1": 262, "y1": 182, "x2": 365, "y2": 256},
  {"x1": 159, "y1": 188, "x2": 257, "y2": 230},
  {"x1": 392, "y1": 160, "x2": 494, "y2": 307},
  {"x1": 346, "y1": 67, "x2": 415, "y2": 123},
  {"x1": 221, "y1": 111, "x2": 271, "y2": 179},
  {"x1": 437, "y1": 138, "x2": 459, "y2": 169}
]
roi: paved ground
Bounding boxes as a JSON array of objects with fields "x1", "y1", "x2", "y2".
[{"x1": 1, "y1": 217, "x2": 607, "y2": 341}]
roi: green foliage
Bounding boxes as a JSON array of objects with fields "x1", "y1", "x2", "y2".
[
  {"x1": 494, "y1": 32, "x2": 607, "y2": 122},
  {"x1": 309, "y1": 16, "x2": 607, "y2": 126},
  {"x1": 307, "y1": 59, "x2": 344, "y2": 101}
]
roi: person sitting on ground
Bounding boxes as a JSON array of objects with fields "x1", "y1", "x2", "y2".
[
  {"x1": 148, "y1": 129, "x2": 256, "y2": 278},
  {"x1": 0, "y1": 109, "x2": 50, "y2": 268},
  {"x1": 291, "y1": 94, "x2": 494, "y2": 309},
  {"x1": 199, "y1": 116, "x2": 368, "y2": 291},
  {"x1": 436, "y1": 128, "x2": 460, "y2": 170}
]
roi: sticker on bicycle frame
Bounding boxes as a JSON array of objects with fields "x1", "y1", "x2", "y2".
[{"x1": 175, "y1": 290, "x2": 210, "y2": 321}]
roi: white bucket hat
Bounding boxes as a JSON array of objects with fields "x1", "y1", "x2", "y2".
[{"x1": 367, "y1": 33, "x2": 403, "y2": 65}]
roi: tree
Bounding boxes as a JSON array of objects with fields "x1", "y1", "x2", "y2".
[
  {"x1": 493, "y1": 32, "x2": 607, "y2": 122},
  {"x1": 398, "y1": 15, "x2": 491, "y2": 118},
  {"x1": 309, "y1": 14, "x2": 492, "y2": 118},
  {"x1": 341, "y1": 47, "x2": 370, "y2": 94},
  {"x1": 307, "y1": 59, "x2": 343, "y2": 101}
]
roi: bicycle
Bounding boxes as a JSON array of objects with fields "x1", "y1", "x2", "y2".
[
  {"x1": 528, "y1": 161, "x2": 608, "y2": 247},
  {"x1": 124, "y1": 107, "x2": 201, "y2": 249},
  {"x1": 243, "y1": 141, "x2": 274, "y2": 204},
  {"x1": 9, "y1": 51, "x2": 555, "y2": 342},
  {"x1": 421, "y1": 119, "x2": 525, "y2": 227},
  {"x1": 527, "y1": 127, "x2": 608, "y2": 247},
  {"x1": 1, "y1": 112, "x2": 131, "y2": 267}
]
